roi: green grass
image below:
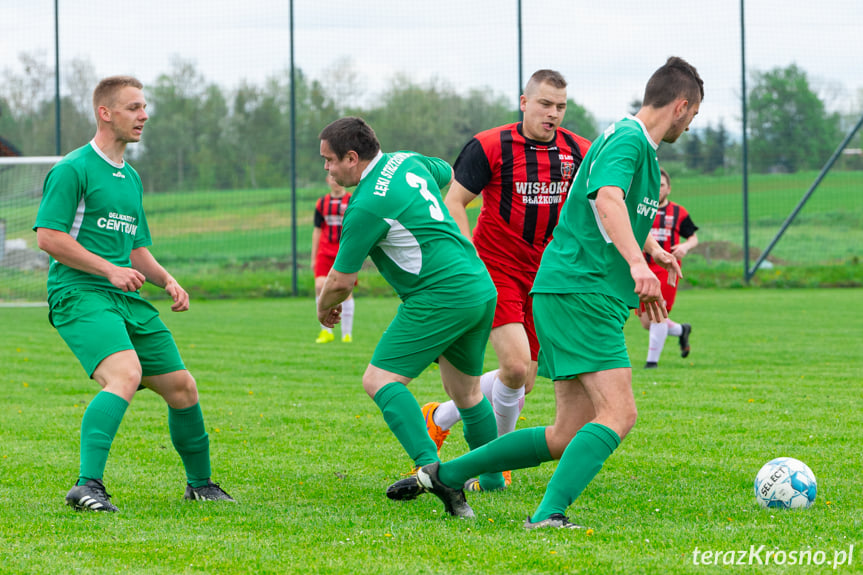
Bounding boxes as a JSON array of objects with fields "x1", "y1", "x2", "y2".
[
  {"x1": 670, "y1": 170, "x2": 863, "y2": 267},
  {"x1": 1, "y1": 289, "x2": 862, "y2": 574},
  {"x1": 4, "y1": 171, "x2": 863, "y2": 302}
]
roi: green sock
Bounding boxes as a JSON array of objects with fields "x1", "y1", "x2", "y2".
[
  {"x1": 78, "y1": 391, "x2": 129, "y2": 485},
  {"x1": 438, "y1": 426, "x2": 553, "y2": 489},
  {"x1": 169, "y1": 403, "x2": 211, "y2": 488},
  {"x1": 458, "y1": 398, "x2": 505, "y2": 491},
  {"x1": 373, "y1": 382, "x2": 439, "y2": 468},
  {"x1": 531, "y1": 422, "x2": 621, "y2": 522}
]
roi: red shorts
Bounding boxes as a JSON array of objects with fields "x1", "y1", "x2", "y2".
[
  {"x1": 486, "y1": 261, "x2": 539, "y2": 361},
  {"x1": 639, "y1": 264, "x2": 679, "y2": 314},
  {"x1": 314, "y1": 253, "x2": 337, "y2": 278},
  {"x1": 315, "y1": 252, "x2": 358, "y2": 287}
]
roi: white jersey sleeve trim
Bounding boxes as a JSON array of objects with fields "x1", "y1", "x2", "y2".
[{"x1": 69, "y1": 197, "x2": 86, "y2": 240}]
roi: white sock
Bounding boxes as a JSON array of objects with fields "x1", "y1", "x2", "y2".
[
  {"x1": 491, "y1": 377, "x2": 525, "y2": 436},
  {"x1": 647, "y1": 321, "x2": 669, "y2": 363},
  {"x1": 433, "y1": 400, "x2": 461, "y2": 431},
  {"x1": 667, "y1": 320, "x2": 682, "y2": 337},
  {"x1": 479, "y1": 369, "x2": 499, "y2": 403},
  {"x1": 341, "y1": 298, "x2": 355, "y2": 336}
]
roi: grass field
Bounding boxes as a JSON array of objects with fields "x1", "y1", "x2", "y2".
[
  {"x1": 132, "y1": 170, "x2": 863, "y2": 296},
  {"x1": 1, "y1": 289, "x2": 861, "y2": 574},
  {"x1": 3, "y1": 170, "x2": 862, "y2": 302},
  {"x1": 132, "y1": 170, "x2": 863, "y2": 267}
]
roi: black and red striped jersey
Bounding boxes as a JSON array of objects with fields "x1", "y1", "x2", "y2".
[
  {"x1": 453, "y1": 122, "x2": 591, "y2": 272},
  {"x1": 645, "y1": 201, "x2": 698, "y2": 265},
  {"x1": 314, "y1": 192, "x2": 351, "y2": 258}
]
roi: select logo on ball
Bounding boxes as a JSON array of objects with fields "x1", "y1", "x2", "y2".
[{"x1": 754, "y1": 457, "x2": 817, "y2": 510}]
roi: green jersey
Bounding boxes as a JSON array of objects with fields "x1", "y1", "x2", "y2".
[
  {"x1": 532, "y1": 116, "x2": 660, "y2": 308},
  {"x1": 34, "y1": 142, "x2": 152, "y2": 305},
  {"x1": 334, "y1": 151, "x2": 495, "y2": 308}
]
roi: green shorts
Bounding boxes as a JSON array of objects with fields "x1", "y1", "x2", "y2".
[
  {"x1": 533, "y1": 292, "x2": 631, "y2": 380},
  {"x1": 371, "y1": 296, "x2": 496, "y2": 379},
  {"x1": 49, "y1": 289, "x2": 186, "y2": 378}
]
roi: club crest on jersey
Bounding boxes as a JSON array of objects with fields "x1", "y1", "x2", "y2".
[{"x1": 560, "y1": 162, "x2": 575, "y2": 180}]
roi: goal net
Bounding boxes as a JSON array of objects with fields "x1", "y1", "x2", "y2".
[{"x1": 0, "y1": 156, "x2": 62, "y2": 306}]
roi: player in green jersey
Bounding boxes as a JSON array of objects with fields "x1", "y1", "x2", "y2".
[
  {"x1": 395, "y1": 57, "x2": 703, "y2": 527},
  {"x1": 34, "y1": 76, "x2": 233, "y2": 512},
  {"x1": 317, "y1": 117, "x2": 504, "y2": 516}
]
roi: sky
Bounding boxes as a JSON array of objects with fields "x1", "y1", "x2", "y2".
[{"x1": 2, "y1": 0, "x2": 862, "y2": 133}]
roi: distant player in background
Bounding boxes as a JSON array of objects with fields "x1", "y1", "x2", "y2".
[
  {"x1": 424, "y1": 70, "x2": 592, "y2": 491},
  {"x1": 33, "y1": 75, "x2": 234, "y2": 512},
  {"x1": 312, "y1": 173, "x2": 354, "y2": 343},
  {"x1": 318, "y1": 117, "x2": 504, "y2": 512},
  {"x1": 640, "y1": 167, "x2": 699, "y2": 368}
]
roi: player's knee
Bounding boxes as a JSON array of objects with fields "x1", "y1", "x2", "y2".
[
  {"x1": 121, "y1": 366, "x2": 144, "y2": 388},
  {"x1": 498, "y1": 359, "x2": 531, "y2": 388},
  {"x1": 161, "y1": 371, "x2": 199, "y2": 407},
  {"x1": 617, "y1": 405, "x2": 638, "y2": 440},
  {"x1": 361, "y1": 373, "x2": 388, "y2": 399},
  {"x1": 99, "y1": 365, "x2": 143, "y2": 399},
  {"x1": 178, "y1": 370, "x2": 198, "y2": 392}
]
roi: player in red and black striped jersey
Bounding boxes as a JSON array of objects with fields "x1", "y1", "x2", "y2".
[
  {"x1": 639, "y1": 168, "x2": 699, "y2": 367},
  {"x1": 422, "y1": 71, "x2": 591, "y2": 488},
  {"x1": 312, "y1": 174, "x2": 354, "y2": 343}
]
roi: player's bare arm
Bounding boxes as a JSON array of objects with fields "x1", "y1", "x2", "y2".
[
  {"x1": 317, "y1": 268, "x2": 358, "y2": 326},
  {"x1": 594, "y1": 186, "x2": 667, "y2": 323},
  {"x1": 36, "y1": 227, "x2": 146, "y2": 292},
  {"x1": 130, "y1": 246, "x2": 189, "y2": 312},
  {"x1": 670, "y1": 231, "x2": 699, "y2": 259},
  {"x1": 443, "y1": 179, "x2": 479, "y2": 241}
]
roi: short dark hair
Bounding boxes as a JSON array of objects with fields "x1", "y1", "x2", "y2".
[
  {"x1": 319, "y1": 117, "x2": 380, "y2": 161},
  {"x1": 93, "y1": 75, "x2": 143, "y2": 118},
  {"x1": 660, "y1": 167, "x2": 671, "y2": 183},
  {"x1": 525, "y1": 69, "x2": 567, "y2": 95},
  {"x1": 642, "y1": 57, "x2": 704, "y2": 109}
]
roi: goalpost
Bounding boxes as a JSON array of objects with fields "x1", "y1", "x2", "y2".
[{"x1": 0, "y1": 156, "x2": 63, "y2": 306}]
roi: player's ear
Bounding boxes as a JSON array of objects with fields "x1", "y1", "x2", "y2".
[{"x1": 674, "y1": 98, "x2": 690, "y2": 120}]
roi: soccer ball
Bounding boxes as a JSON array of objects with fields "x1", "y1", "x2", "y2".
[{"x1": 754, "y1": 457, "x2": 817, "y2": 509}]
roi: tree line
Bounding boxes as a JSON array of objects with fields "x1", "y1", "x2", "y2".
[{"x1": 1, "y1": 54, "x2": 857, "y2": 193}]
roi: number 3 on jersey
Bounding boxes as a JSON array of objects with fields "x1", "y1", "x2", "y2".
[{"x1": 405, "y1": 172, "x2": 444, "y2": 221}]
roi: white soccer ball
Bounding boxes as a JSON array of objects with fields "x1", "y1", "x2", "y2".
[{"x1": 754, "y1": 457, "x2": 817, "y2": 509}]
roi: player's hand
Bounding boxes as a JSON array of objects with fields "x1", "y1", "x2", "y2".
[
  {"x1": 318, "y1": 303, "x2": 342, "y2": 328},
  {"x1": 165, "y1": 278, "x2": 190, "y2": 312},
  {"x1": 651, "y1": 248, "x2": 683, "y2": 287},
  {"x1": 108, "y1": 266, "x2": 146, "y2": 292},
  {"x1": 641, "y1": 298, "x2": 668, "y2": 323},
  {"x1": 631, "y1": 261, "x2": 668, "y2": 323},
  {"x1": 670, "y1": 243, "x2": 690, "y2": 259}
]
